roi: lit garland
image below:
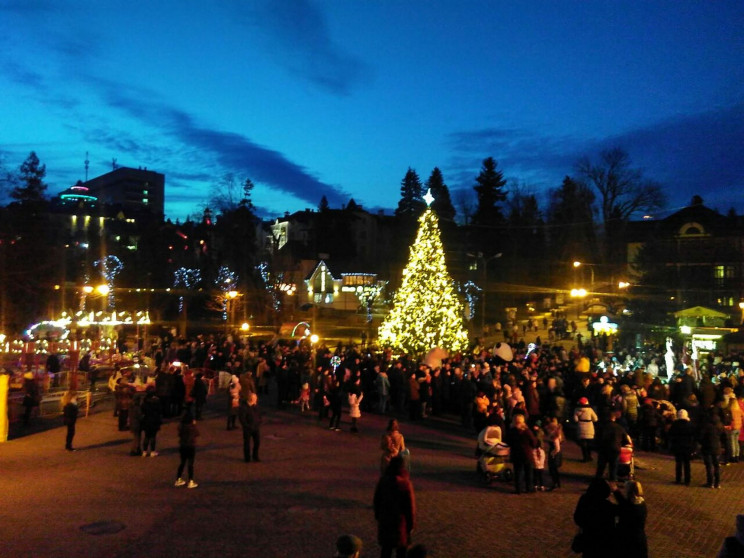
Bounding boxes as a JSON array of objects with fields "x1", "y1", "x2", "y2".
[
  {"x1": 257, "y1": 262, "x2": 279, "y2": 311},
  {"x1": 357, "y1": 282, "x2": 386, "y2": 323},
  {"x1": 173, "y1": 267, "x2": 202, "y2": 312},
  {"x1": 378, "y1": 207, "x2": 469, "y2": 356},
  {"x1": 462, "y1": 281, "x2": 482, "y2": 321},
  {"x1": 215, "y1": 266, "x2": 238, "y2": 321},
  {"x1": 94, "y1": 255, "x2": 123, "y2": 309},
  {"x1": 257, "y1": 261, "x2": 292, "y2": 312}
]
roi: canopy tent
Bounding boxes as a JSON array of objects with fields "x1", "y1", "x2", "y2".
[
  {"x1": 673, "y1": 305, "x2": 730, "y2": 327},
  {"x1": 673, "y1": 306, "x2": 730, "y2": 319}
]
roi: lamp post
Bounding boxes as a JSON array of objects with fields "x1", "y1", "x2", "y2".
[
  {"x1": 480, "y1": 252, "x2": 503, "y2": 336},
  {"x1": 225, "y1": 290, "x2": 238, "y2": 333},
  {"x1": 573, "y1": 261, "x2": 595, "y2": 290},
  {"x1": 570, "y1": 288, "x2": 587, "y2": 319}
]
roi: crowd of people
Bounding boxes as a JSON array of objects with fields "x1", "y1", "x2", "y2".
[{"x1": 14, "y1": 327, "x2": 744, "y2": 556}]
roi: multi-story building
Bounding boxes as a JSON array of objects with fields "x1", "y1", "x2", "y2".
[
  {"x1": 625, "y1": 195, "x2": 744, "y2": 316},
  {"x1": 81, "y1": 167, "x2": 165, "y2": 218}
]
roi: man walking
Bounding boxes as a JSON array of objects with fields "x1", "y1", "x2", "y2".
[
  {"x1": 239, "y1": 392, "x2": 262, "y2": 462},
  {"x1": 668, "y1": 409, "x2": 696, "y2": 485},
  {"x1": 595, "y1": 412, "x2": 631, "y2": 481}
]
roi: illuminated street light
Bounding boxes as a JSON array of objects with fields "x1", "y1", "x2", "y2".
[
  {"x1": 618, "y1": 281, "x2": 630, "y2": 289},
  {"x1": 241, "y1": 322, "x2": 250, "y2": 332},
  {"x1": 570, "y1": 288, "x2": 587, "y2": 319},
  {"x1": 573, "y1": 261, "x2": 595, "y2": 288}
]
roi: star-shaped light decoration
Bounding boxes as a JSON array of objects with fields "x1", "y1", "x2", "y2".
[{"x1": 423, "y1": 188, "x2": 435, "y2": 207}]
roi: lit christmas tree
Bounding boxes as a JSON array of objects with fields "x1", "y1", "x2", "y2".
[{"x1": 378, "y1": 190, "x2": 469, "y2": 356}]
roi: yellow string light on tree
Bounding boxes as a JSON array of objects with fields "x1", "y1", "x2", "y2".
[{"x1": 378, "y1": 190, "x2": 469, "y2": 357}]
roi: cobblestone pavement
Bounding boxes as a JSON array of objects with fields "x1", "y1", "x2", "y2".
[{"x1": 1, "y1": 394, "x2": 742, "y2": 558}]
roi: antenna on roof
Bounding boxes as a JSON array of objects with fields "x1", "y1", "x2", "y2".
[
  {"x1": 84, "y1": 151, "x2": 89, "y2": 182},
  {"x1": 112, "y1": 158, "x2": 117, "y2": 171}
]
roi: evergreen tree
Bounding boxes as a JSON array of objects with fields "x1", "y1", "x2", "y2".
[
  {"x1": 12, "y1": 151, "x2": 48, "y2": 204},
  {"x1": 318, "y1": 195, "x2": 329, "y2": 212},
  {"x1": 472, "y1": 157, "x2": 507, "y2": 226},
  {"x1": 425, "y1": 167, "x2": 456, "y2": 221},
  {"x1": 547, "y1": 176, "x2": 597, "y2": 264},
  {"x1": 239, "y1": 178, "x2": 255, "y2": 211},
  {"x1": 395, "y1": 168, "x2": 425, "y2": 217},
  {"x1": 378, "y1": 205, "x2": 468, "y2": 356},
  {"x1": 506, "y1": 188, "x2": 547, "y2": 283}
]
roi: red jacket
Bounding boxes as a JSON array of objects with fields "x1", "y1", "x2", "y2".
[{"x1": 374, "y1": 470, "x2": 416, "y2": 548}]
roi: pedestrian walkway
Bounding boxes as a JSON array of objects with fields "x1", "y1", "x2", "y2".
[{"x1": 0, "y1": 393, "x2": 740, "y2": 557}]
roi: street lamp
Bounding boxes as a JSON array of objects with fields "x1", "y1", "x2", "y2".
[
  {"x1": 570, "y1": 288, "x2": 587, "y2": 319},
  {"x1": 739, "y1": 301, "x2": 744, "y2": 326},
  {"x1": 81, "y1": 284, "x2": 110, "y2": 312},
  {"x1": 225, "y1": 290, "x2": 239, "y2": 332},
  {"x1": 573, "y1": 261, "x2": 595, "y2": 290}
]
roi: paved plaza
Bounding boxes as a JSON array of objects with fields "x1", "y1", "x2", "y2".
[{"x1": 1, "y1": 392, "x2": 743, "y2": 558}]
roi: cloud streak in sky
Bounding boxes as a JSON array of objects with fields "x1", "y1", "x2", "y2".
[
  {"x1": 88, "y1": 78, "x2": 350, "y2": 208},
  {"x1": 445, "y1": 102, "x2": 744, "y2": 214},
  {"x1": 242, "y1": 0, "x2": 371, "y2": 95}
]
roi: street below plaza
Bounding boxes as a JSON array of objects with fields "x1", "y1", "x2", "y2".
[{"x1": 1, "y1": 391, "x2": 742, "y2": 558}]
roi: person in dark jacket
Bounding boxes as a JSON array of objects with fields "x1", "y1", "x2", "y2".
[
  {"x1": 140, "y1": 386, "x2": 162, "y2": 457},
  {"x1": 129, "y1": 392, "x2": 144, "y2": 456},
  {"x1": 595, "y1": 413, "x2": 631, "y2": 482},
  {"x1": 573, "y1": 478, "x2": 618, "y2": 558},
  {"x1": 116, "y1": 377, "x2": 134, "y2": 432},
  {"x1": 638, "y1": 398, "x2": 659, "y2": 451},
  {"x1": 21, "y1": 372, "x2": 40, "y2": 426},
  {"x1": 238, "y1": 392, "x2": 262, "y2": 462},
  {"x1": 374, "y1": 455, "x2": 416, "y2": 558},
  {"x1": 61, "y1": 390, "x2": 79, "y2": 451},
  {"x1": 174, "y1": 409, "x2": 199, "y2": 488},
  {"x1": 668, "y1": 409, "x2": 697, "y2": 485},
  {"x1": 191, "y1": 372, "x2": 208, "y2": 420},
  {"x1": 328, "y1": 378, "x2": 344, "y2": 431},
  {"x1": 700, "y1": 410, "x2": 725, "y2": 488},
  {"x1": 505, "y1": 412, "x2": 538, "y2": 494},
  {"x1": 155, "y1": 367, "x2": 173, "y2": 418},
  {"x1": 613, "y1": 480, "x2": 648, "y2": 558}
]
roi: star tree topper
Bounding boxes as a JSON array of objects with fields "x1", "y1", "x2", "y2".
[{"x1": 423, "y1": 188, "x2": 434, "y2": 207}]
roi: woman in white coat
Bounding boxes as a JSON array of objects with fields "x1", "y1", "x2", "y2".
[{"x1": 574, "y1": 397, "x2": 598, "y2": 462}]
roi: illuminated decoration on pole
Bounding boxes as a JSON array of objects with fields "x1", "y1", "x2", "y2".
[
  {"x1": 378, "y1": 203, "x2": 469, "y2": 357},
  {"x1": 356, "y1": 282, "x2": 386, "y2": 323},
  {"x1": 215, "y1": 266, "x2": 238, "y2": 321},
  {"x1": 94, "y1": 255, "x2": 123, "y2": 309},
  {"x1": 257, "y1": 261, "x2": 292, "y2": 312},
  {"x1": 462, "y1": 281, "x2": 482, "y2": 321},
  {"x1": 173, "y1": 267, "x2": 202, "y2": 312}
]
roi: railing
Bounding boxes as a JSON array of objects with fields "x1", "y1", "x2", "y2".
[{"x1": 6, "y1": 389, "x2": 102, "y2": 423}]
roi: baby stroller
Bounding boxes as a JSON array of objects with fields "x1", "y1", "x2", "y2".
[
  {"x1": 617, "y1": 444, "x2": 635, "y2": 481},
  {"x1": 476, "y1": 443, "x2": 513, "y2": 484}
]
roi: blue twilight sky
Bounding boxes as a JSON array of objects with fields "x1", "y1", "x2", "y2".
[{"x1": 1, "y1": 1, "x2": 743, "y2": 222}]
